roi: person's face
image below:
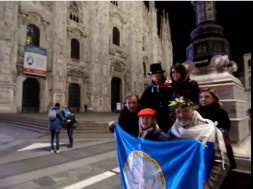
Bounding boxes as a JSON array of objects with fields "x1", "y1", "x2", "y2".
[
  {"x1": 151, "y1": 73, "x2": 163, "y2": 85},
  {"x1": 199, "y1": 91, "x2": 215, "y2": 106},
  {"x1": 175, "y1": 107, "x2": 193, "y2": 127},
  {"x1": 139, "y1": 116, "x2": 155, "y2": 129},
  {"x1": 171, "y1": 68, "x2": 181, "y2": 81},
  {"x1": 126, "y1": 96, "x2": 138, "y2": 112}
]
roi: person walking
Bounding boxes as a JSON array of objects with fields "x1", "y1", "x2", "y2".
[
  {"x1": 139, "y1": 63, "x2": 173, "y2": 133},
  {"x1": 48, "y1": 102, "x2": 65, "y2": 154},
  {"x1": 65, "y1": 110, "x2": 76, "y2": 148}
]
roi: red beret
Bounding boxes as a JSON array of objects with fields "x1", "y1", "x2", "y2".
[{"x1": 138, "y1": 108, "x2": 156, "y2": 117}]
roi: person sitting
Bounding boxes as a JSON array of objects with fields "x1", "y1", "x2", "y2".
[
  {"x1": 168, "y1": 96, "x2": 231, "y2": 189},
  {"x1": 198, "y1": 88, "x2": 236, "y2": 169},
  {"x1": 108, "y1": 93, "x2": 141, "y2": 137}
]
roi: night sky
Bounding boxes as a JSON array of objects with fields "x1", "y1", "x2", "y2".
[{"x1": 155, "y1": 1, "x2": 251, "y2": 75}]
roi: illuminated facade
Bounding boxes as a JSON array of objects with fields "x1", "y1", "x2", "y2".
[{"x1": 0, "y1": 1, "x2": 172, "y2": 112}]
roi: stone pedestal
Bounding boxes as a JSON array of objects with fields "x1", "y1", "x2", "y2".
[{"x1": 191, "y1": 67, "x2": 250, "y2": 144}]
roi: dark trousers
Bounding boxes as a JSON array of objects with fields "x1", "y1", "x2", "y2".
[
  {"x1": 67, "y1": 127, "x2": 74, "y2": 146},
  {"x1": 50, "y1": 129, "x2": 60, "y2": 150}
]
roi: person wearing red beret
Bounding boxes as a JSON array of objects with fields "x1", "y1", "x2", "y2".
[{"x1": 137, "y1": 108, "x2": 169, "y2": 141}]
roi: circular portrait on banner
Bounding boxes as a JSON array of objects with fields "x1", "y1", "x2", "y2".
[
  {"x1": 27, "y1": 55, "x2": 34, "y2": 66},
  {"x1": 124, "y1": 151, "x2": 165, "y2": 189}
]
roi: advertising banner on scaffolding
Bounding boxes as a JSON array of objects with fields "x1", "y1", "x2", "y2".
[{"x1": 23, "y1": 45, "x2": 47, "y2": 77}]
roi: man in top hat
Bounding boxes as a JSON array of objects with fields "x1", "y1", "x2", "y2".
[{"x1": 139, "y1": 63, "x2": 173, "y2": 133}]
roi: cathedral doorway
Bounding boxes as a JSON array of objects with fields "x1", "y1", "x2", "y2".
[
  {"x1": 111, "y1": 77, "x2": 121, "y2": 112},
  {"x1": 68, "y1": 83, "x2": 80, "y2": 112},
  {"x1": 22, "y1": 78, "x2": 40, "y2": 113}
]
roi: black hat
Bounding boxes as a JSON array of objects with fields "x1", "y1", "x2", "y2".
[{"x1": 148, "y1": 63, "x2": 165, "y2": 75}]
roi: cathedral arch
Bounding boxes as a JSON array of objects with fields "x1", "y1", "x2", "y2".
[
  {"x1": 68, "y1": 83, "x2": 81, "y2": 112},
  {"x1": 22, "y1": 78, "x2": 40, "y2": 113},
  {"x1": 111, "y1": 77, "x2": 121, "y2": 112}
]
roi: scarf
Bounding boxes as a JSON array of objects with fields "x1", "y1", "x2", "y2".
[
  {"x1": 171, "y1": 110, "x2": 227, "y2": 168},
  {"x1": 149, "y1": 77, "x2": 171, "y2": 93}
]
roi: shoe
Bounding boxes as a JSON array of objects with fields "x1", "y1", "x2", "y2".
[
  {"x1": 67, "y1": 144, "x2": 73, "y2": 148},
  {"x1": 56, "y1": 150, "x2": 60, "y2": 154},
  {"x1": 50, "y1": 150, "x2": 54, "y2": 153}
]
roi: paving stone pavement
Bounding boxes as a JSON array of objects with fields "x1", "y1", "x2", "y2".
[{"x1": 0, "y1": 113, "x2": 251, "y2": 188}]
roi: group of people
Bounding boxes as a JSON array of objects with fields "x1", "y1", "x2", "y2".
[
  {"x1": 48, "y1": 104, "x2": 77, "y2": 153},
  {"x1": 109, "y1": 63, "x2": 235, "y2": 189}
]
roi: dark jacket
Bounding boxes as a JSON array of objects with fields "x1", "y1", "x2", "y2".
[
  {"x1": 139, "y1": 76, "x2": 173, "y2": 133},
  {"x1": 49, "y1": 107, "x2": 64, "y2": 131},
  {"x1": 66, "y1": 113, "x2": 76, "y2": 129},
  {"x1": 171, "y1": 77, "x2": 200, "y2": 105},
  {"x1": 198, "y1": 102, "x2": 236, "y2": 169},
  {"x1": 139, "y1": 125, "x2": 169, "y2": 141},
  {"x1": 198, "y1": 103, "x2": 230, "y2": 130},
  {"x1": 118, "y1": 106, "x2": 141, "y2": 137}
]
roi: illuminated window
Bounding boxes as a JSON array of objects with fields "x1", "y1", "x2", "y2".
[{"x1": 26, "y1": 24, "x2": 40, "y2": 46}]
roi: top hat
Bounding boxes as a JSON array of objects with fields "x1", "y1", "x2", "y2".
[
  {"x1": 148, "y1": 63, "x2": 165, "y2": 75},
  {"x1": 138, "y1": 108, "x2": 157, "y2": 117}
]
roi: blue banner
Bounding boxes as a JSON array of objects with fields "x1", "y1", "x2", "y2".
[{"x1": 114, "y1": 123, "x2": 206, "y2": 189}]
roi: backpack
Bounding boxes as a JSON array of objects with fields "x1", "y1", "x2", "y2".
[{"x1": 48, "y1": 108, "x2": 57, "y2": 120}]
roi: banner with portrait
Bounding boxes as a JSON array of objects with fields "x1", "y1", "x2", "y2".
[
  {"x1": 114, "y1": 124, "x2": 207, "y2": 189},
  {"x1": 23, "y1": 45, "x2": 47, "y2": 77}
]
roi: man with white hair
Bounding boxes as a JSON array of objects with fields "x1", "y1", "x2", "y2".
[{"x1": 168, "y1": 96, "x2": 230, "y2": 189}]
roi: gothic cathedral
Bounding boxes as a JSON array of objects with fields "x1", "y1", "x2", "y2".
[{"x1": 0, "y1": 1, "x2": 172, "y2": 113}]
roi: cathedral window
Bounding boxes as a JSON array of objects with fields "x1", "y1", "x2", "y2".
[
  {"x1": 69, "y1": 1, "x2": 80, "y2": 23},
  {"x1": 111, "y1": 1, "x2": 118, "y2": 6},
  {"x1": 112, "y1": 27, "x2": 120, "y2": 46},
  {"x1": 26, "y1": 24, "x2": 40, "y2": 46},
  {"x1": 71, "y1": 39, "x2": 80, "y2": 59},
  {"x1": 143, "y1": 62, "x2": 147, "y2": 78}
]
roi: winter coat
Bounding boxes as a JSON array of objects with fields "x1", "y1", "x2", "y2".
[
  {"x1": 198, "y1": 102, "x2": 236, "y2": 169},
  {"x1": 168, "y1": 110, "x2": 231, "y2": 189},
  {"x1": 118, "y1": 106, "x2": 141, "y2": 137},
  {"x1": 198, "y1": 103, "x2": 230, "y2": 130},
  {"x1": 49, "y1": 107, "x2": 64, "y2": 131},
  {"x1": 171, "y1": 77, "x2": 200, "y2": 105},
  {"x1": 139, "y1": 76, "x2": 173, "y2": 133},
  {"x1": 138, "y1": 125, "x2": 169, "y2": 141},
  {"x1": 66, "y1": 113, "x2": 76, "y2": 129}
]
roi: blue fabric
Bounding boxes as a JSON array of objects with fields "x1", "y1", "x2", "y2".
[
  {"x1": 49, "y1": 107, "x2": 64, "y2": 130},
  {"x1": 114, "y1": 123, "x2": 207, "y2": 189}
]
